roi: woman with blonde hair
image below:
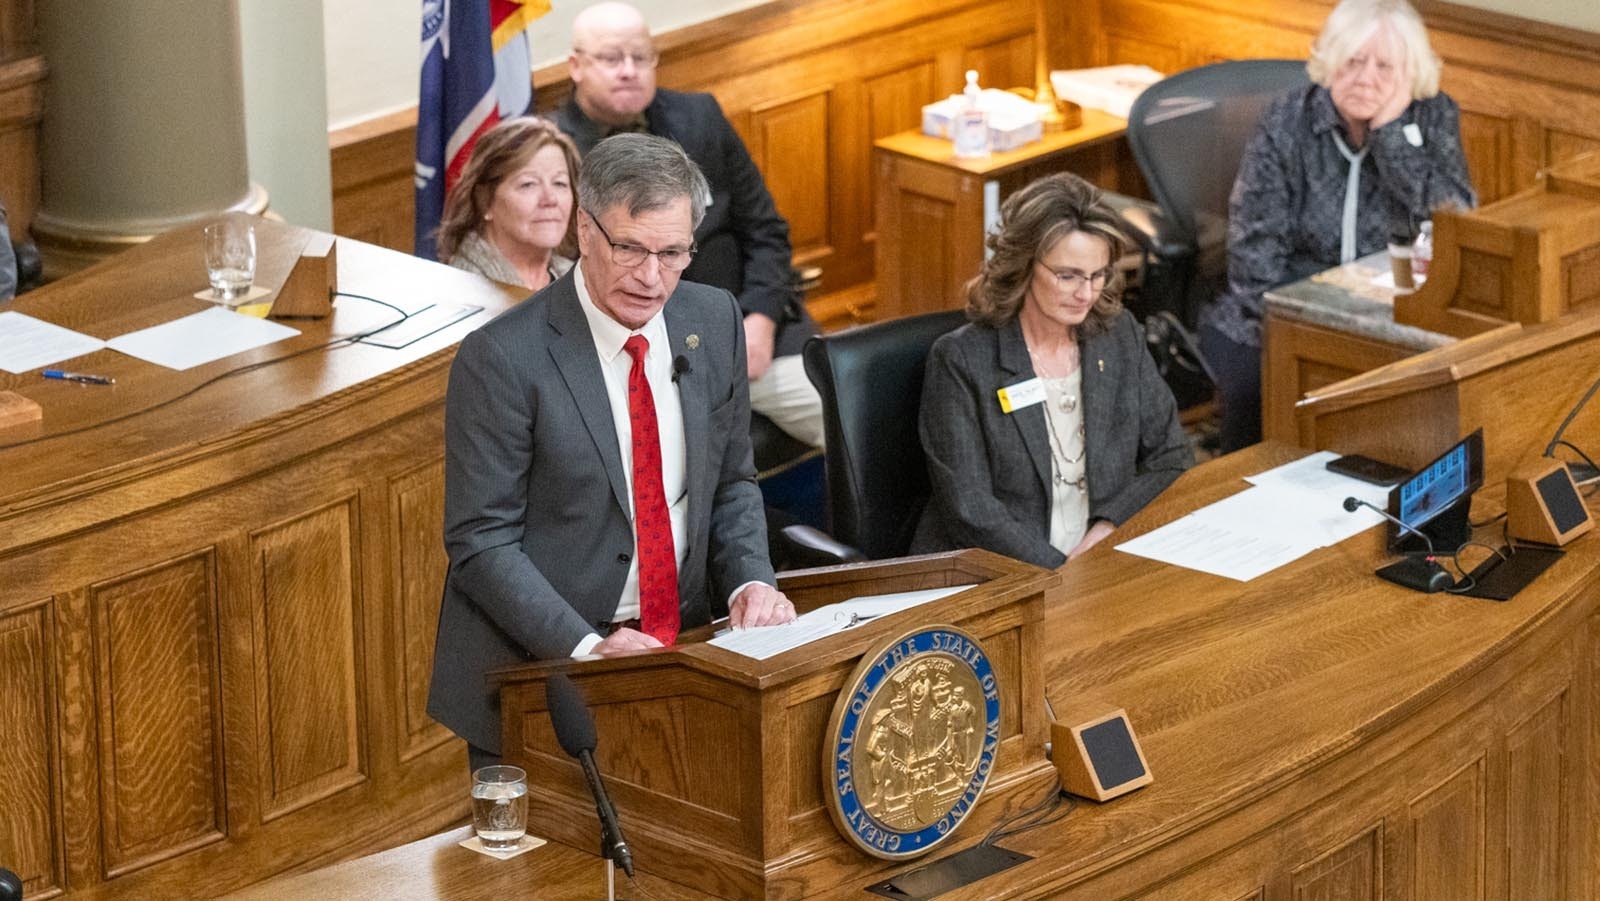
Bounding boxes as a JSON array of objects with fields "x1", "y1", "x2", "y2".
[
  {"x1": 1202, "y1": 0, "x2": 1474, "y2": 451},
  {"x1": 911, "y1": 173, "x2": 1191, "y2": 568},
  {"x1": 436, "y1": 116, "x2": 582, "y2": 292}
]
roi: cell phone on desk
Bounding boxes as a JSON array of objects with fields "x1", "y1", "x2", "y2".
[{"x1": 1326, "y1": 453, "x2": 1411, "y2": 487}]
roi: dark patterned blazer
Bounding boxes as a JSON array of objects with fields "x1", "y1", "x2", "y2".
[
  {"x1": 1204, "y1": 83, "x2": 1475, "y2": 347},
  {"x1": 911, "y1": 311, "x2": 1192, "y2": 569}
]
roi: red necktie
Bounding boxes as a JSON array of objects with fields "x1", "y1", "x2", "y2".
[{"x1": 622, "y1": 335, "x2": 680, "y2": 644}]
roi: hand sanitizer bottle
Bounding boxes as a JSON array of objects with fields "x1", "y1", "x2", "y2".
[{"x1": 953, "y1": 70, "x2": 990, "y2": 159}]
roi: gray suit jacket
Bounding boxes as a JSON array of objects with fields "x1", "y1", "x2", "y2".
[
  {"x1": 426, "y1": 272, "x2": 774, "y2": 752},
  {"x1": 911, "y1": 310, "x2": 1192, "y2": 569}
]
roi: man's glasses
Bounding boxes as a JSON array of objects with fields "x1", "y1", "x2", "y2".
[
  {"x1": 1035, "y1": 261, "x2": 1113, "y2": 293},
  {"x1": 577, "y1": 48, "x2": 659, "y2": 70},
  {"x1": 585, "y1": 210, "x2": 696, "y2": 272}
]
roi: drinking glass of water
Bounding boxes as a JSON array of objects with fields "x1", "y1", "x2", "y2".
[
  {"x1": 471, "y1": 765, "x2": 528, "y2": 851},
  {"x1": 203, "y1": 218, "x2": 256, "y2": 304}
]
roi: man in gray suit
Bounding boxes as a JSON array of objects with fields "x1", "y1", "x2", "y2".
[{"x1": 427, "y1": 134, "x2": 796, "y2": 768}]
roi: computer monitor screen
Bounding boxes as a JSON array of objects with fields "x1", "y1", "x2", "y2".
[{"x1": 1387, "y1": 429, "x2": 1484, "y2": 552}]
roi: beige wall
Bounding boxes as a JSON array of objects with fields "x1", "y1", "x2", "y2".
[
  {"x1": 322, "y1": 0, "x2": 766, "y2": 131},
  {"x1": 1453, "y1": 0, "x2": 1599, "y2": 34},
  {"x1": 241, "y1": 0, "x2": 333, "y2": 230}
]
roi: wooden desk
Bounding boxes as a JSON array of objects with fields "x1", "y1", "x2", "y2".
[
  {"x1": 229, "y1": 444, "x2": 1599, "y2": 899},
  {"x1": 872, "y1": 111, "x2": 1128, "y2": 321},
  {"x1": 0, "y1": 217, "x2": 525, "y2": 899},
  {"x1": 1262, "y1": 253, "x2": 1455, "y2": 444}
]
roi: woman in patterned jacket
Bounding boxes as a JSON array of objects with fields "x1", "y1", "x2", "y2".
[{"x1": 1200, "y1": 0, "x2": 1475, "y2": 452}]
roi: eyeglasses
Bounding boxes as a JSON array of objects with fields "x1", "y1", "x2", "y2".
[
  {"x1": 585, "y1": 210, "x2": 696, "y2": 271},
  {"x1": 1036, "y1": 261, "x2": 1113, "y2": 292},
  {"x1": 576, "y1": 48, "x2": 659, "y2": 70}
]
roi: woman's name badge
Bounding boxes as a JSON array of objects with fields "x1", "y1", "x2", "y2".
[
  {"x1": 1402, "y1": 123, "x2": 1423, "y2": 147},
  {"x1": 997, "y1": 378, "x2": 1047, "y2": 414}
]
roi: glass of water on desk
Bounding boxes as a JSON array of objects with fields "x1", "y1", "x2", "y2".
[
  {"x1": 472, "y1": 765, "x2": 528, "y2": 851},
  {"x1": 203, "y1": 218, "x2": 256, "y2": 304}
]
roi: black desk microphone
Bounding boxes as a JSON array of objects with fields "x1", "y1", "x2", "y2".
[
  {"x1": 1343, "y1": 496, "x2": 1454, "y2": 593},
  {"x1": 546, "y1": 673, "x2": 635, "y2": 878},
  {"x1": 1342, "y1": 496, "x2": 1436, "y2": 555}
]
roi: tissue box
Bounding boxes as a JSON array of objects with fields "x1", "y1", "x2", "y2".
[{"x1": 921, "y1": 89, "x2": 1044, "y2": 152}]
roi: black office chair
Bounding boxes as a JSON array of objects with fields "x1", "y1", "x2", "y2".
[
  {"x1": 1115, "y1": 59, "x2": 1309, "y2": 327},
  {"x1": 797, "y1": 309, "x2": 968, "y2": 560}
]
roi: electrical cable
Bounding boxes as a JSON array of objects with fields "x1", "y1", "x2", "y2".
[
  {"x1": 0, "y1": 292, "x2": 412, "y2": 451},
  {"x1": 980, "y1": 776, "x2": 1077, "y2": 847}
]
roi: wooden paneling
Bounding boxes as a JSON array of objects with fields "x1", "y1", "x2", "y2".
[
  {"x1": 90, "y1": 554, "x2": 225, "y2": 876},
  {"x1": 389, "y1": 459, "x2": 452, "y2": 763},
  {"x1": 250, "y1": 499, "x2": 365, "y2": 821},
  {"x1": 330, "y1": 108, "x2": 416, "y2": 253},
  {"x1": 1260, "y1": 315, "x2": 1415, "y2": 445},
  {"x1": 860, "y1": 62, "x2": 937, "y2": 241},
  {"x1": 1291, "y1": 826, "x2": 1382, "y2": 900},
  {"x1": 748, "y1": 89, "x2": 832, "y2": 261},
  {"x1": 0, "y1": 220, "x2": 524, "y2": 899},
  {"x1": 960, "y1": 32, "x2": 1034, "y2": 96},
  {"x1": 1506, "y1": 691, "x2": 1568, "y2": 900},
  {"x1": 1408, "y1": 759, "x2": 1485, "y2": 900},
  {"x1": 0, "y1": 600, "x2": 61, "y2": 898}
]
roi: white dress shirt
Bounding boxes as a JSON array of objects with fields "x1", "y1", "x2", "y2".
[{"x1": 571, "y1": 264, "x2": 689, "y2": 655}]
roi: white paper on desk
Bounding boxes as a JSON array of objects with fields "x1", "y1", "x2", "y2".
[
  {"x1": 1115, "y1": 515, "x2": 1315, "y2": 581},
  {"x1": 0, "y1": 311, "x2": 108, "y2": 373},
  {"x1": 1244, "y1": 453, "x2": 1391, "y2": 542},
  {"x1": 107, "y1": 307, "x2": 300, "y2": 371},
  {"x1": 1187, "y1": 483, "x2": 1377, "y2": 550},
  {"x1": 708, "y1": 585, "x2": 975, "y2": 660}
]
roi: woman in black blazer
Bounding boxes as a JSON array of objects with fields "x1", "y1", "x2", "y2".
[{"x1": 911, "y1": 174, "x2": 1192, "y2": 569}]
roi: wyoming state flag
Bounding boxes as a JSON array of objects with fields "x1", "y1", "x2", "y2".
[{"x1": 414, "y1": 0, "x2": 550, "y2": 261}]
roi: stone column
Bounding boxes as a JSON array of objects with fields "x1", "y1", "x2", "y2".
[{"x1": 33, "y1": 0, "x2": 267, "y2": 277}]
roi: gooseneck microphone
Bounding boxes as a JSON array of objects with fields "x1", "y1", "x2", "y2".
[
  {"x1": 1342, "y1": 496, "x2": 1436, "y2": 556},
  {"x1": 546, "y1": 673, "x2": 634, "y2": 878}
]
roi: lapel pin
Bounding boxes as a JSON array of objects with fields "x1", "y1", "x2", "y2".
[
  {"x1": 1097, "y1": 359, "x2": 1105, "y2": 372},
  {"x1": 686, "y1": 334, "x2": 700, "y2": 350}
]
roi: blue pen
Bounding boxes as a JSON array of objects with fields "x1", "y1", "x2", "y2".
[{"x1": 43, "y1": 369, "x2": 116, "y2": 385}]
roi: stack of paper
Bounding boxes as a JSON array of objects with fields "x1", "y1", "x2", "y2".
[
  {"x1": 706, "y1": 585, "x2": 976, "y2": 660},
  {"x1": 1049, "y1": 65, "x2": 1165, "y2": 118},
  {"x1": 1115, "y1": 451, "x2": 1392, "y2": 581}
]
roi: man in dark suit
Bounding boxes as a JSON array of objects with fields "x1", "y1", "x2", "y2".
[
  {"x1": 427, "y1": 134, "x2": 797, "y2": 769},
  {"x1": 553, "y1": 1, "x2": 824, "y2": 450}
]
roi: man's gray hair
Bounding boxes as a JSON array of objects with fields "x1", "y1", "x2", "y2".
[{"x1": 578, "y1": 133, "x2": 710, "y2": 230}]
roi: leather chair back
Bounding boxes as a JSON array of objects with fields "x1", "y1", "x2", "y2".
[{"x1": 802, "y1": 309, "x2": 967, "y2": 559}]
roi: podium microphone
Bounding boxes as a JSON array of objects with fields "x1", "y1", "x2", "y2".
[
  {"x1": 546, "y1": 673, "x2": 635, "y2": 878},
  {"x1": 1342, "y1": 496, "x2": 1436, "y2": 556}
]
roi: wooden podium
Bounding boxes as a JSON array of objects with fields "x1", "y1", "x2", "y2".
[
  {"x1": 1395, "y1": 152, "x2": 1600, "y2": 337},
  {"x1": 1293, "y1": 305, "x2": 1600, "y2": 484},
  {"x1": 490, "y1": 551, "x2": 1062, "y2": 900}
]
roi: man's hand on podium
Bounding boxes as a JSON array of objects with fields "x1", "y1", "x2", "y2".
[
  {"x1": 729, "y1": 582, "x2": 797, "y2": 629},
  {"x1": 594, "y1": 627, "x2": 665, "y2": 656}
]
